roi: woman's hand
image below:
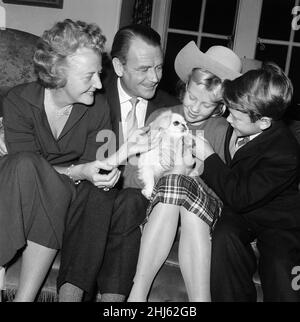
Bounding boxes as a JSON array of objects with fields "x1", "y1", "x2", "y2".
[
  {"x1": 79, "y1": 160, "x2": 121, "y2": 188},
  {"x1": 0, "y1": 119, "x2": 7, "y2": 156},
  {"x1": 0, "y1": 133, "x2": 7, "y2": 156}
]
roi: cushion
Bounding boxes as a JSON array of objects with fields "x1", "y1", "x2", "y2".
[
  {"x1": 0, "y1": 28, "x2": 38, "y2": 89},
  {"x1": 0, "y1": 28, "x2": 39, "y2": 117}
]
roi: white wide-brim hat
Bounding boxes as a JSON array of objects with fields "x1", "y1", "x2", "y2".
[{"x1": 175, "y1": 41, "x2": 242, "y2": 82}]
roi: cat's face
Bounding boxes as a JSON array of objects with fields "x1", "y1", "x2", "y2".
[{"x1": 168, "y1": 113, "x2": 189, "y2": 136}]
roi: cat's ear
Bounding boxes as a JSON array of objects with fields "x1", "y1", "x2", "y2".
[{"x1": 159, "y1": 112, "x2": 173, "y2": 130}]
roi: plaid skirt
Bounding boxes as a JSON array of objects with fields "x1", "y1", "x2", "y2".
[{"x1": 146, "y1": 174, "x2": 223, "y2": 230}]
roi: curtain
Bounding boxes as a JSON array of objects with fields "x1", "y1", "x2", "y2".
[{"x1": 132, "y1": 0, "x2": 153, "y2": 26}]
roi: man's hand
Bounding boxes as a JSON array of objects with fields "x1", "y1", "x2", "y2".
[{"x1": 127, "y1": 126, "x2": 160, "y2": 156}]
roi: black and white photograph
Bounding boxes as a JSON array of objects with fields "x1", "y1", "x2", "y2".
[{"x1": 0, "y1": 0, "x2": 299, "y2": 309}]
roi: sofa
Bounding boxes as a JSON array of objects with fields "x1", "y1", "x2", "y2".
[{"x1": 0, "y1": 28, "x2": 38, "y2": 114}]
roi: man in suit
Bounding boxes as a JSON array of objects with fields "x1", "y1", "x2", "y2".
[
  {"x1": 194, "y1": 62, "x2": 300, "y2": 301},
  {"x1": 57, "y1": 24, "x2": 179, "y2": 302}
]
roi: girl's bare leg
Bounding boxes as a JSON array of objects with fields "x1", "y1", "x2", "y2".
[
  {"x1": 128, "y1": 203, "x2": 180, "y2": 302},
  {"x1": 179, "y1": 208, "x2": 211, "y2": 302}
]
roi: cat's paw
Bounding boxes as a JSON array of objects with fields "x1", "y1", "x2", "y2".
[{"x1": 142, "y1": 188, "x2": 153, "y2": 200}]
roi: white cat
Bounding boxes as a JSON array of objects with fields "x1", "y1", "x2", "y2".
[{"x1": 138, "y1": 111, "x2": 196, "y2": 199}]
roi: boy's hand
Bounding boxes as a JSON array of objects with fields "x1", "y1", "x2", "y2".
[
  {"x1": 189, "y1": 133, "x2": 215, "y2": 161},
  {"x1": 166, "y1": 137, "x2": 195, "y2": 176}
]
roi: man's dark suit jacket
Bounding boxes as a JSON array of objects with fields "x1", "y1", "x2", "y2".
[
  {"x1": 201, "y1": 120, "x2": 300, "y2": 229},
  {"x1": 102, "y1": 73, "x2": 180, "y2": 188}
]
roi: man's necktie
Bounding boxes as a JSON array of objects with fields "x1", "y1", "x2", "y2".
[
  {"x1": 236, "y1": 136, "x2": 250, "y2": 148},
  {"x1": 123, "y1": 98, "x2": 140, "y2": 187},
  {"x1": 125, "y1": 97, "x2": 139, "y2": 140},
  {"x1": 230, "y1": 135, "x2": 250, "y2": 158}
]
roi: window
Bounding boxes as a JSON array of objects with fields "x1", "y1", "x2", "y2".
[
  {"x1": 255, "y1": 0, "x2": 300, "y2": 109},
  {"x1": 158, "y1": 0, "x2": 239, "y2": 97},
  {"x1": 152, "y1": 0, "x2": 300, "y2": 118}
]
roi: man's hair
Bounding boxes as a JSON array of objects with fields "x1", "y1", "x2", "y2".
[
  {"x1": 222, "y1": 62, "x2": 293, "y2": 122},
  {"x1": 34, "y1": 19, "x2": 106, "y2": 88},
  {"x1": 110, "y1": 24, "x2": 161, "y2": 64}
]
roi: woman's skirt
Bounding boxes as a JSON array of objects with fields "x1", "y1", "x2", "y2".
[{"x1": 0, "y1": 152, "x2": 76, "y2": 266}]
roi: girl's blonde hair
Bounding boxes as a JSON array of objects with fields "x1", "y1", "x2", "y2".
[{"x1": 179, "y1": 68, "x2": 225, "y2": 117}]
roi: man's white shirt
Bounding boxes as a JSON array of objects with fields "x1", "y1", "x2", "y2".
[{"x1": 117, "y1": 78, "x2": 147, "y2": 141}]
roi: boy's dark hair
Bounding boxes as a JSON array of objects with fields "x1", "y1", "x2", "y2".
[
  {"x1": 222, "y1": 62, "x2": 293, "y2": 122},
  {"x1": 111, "y1": 24, "x2": 161, "y2": 64}
]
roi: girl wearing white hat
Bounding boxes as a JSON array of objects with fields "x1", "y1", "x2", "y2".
[{"x1": 128, "y1": 42, "x2": 242, "y2": 302}]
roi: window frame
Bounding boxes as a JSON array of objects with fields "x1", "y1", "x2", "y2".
[{"x1": 152, "y1": 0, "x2": 239, "y2": 52}]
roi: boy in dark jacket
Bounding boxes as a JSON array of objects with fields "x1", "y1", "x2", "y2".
[{"x1": 196, "y1": 62, "x2": 300, "y2": 301}]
